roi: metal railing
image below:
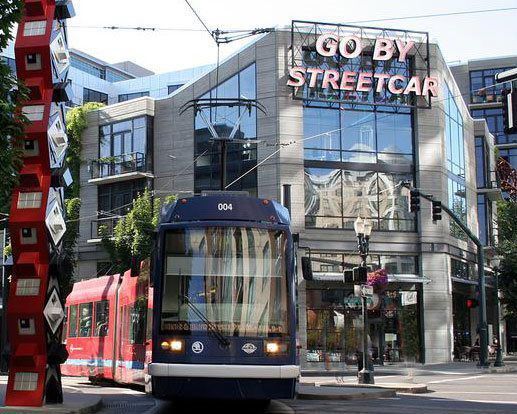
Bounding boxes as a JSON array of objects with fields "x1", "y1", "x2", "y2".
[
  {"x1": 90, "y1": 152, "x2": 147, "y2": 179},
  {"x1": 90, "y1": 216, "x2": 123, "y2": 239}
]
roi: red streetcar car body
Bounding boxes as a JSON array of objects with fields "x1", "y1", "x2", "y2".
[{"x1": 63, "y1": 263, "x2": 152, "y2": 387}]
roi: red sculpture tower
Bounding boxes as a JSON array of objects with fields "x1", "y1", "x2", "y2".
[{"x1": 5, "y1": 0, "x2": 74, "y2": 406}]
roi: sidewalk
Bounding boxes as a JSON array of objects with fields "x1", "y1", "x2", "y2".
[
  {"x1": 0, "y1": 379, "x2": 102, "y2": 414},
  {"x1": 301, "y1": 359, "x2": 517, "y2": 377}
]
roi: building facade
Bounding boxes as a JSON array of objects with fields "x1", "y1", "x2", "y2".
[
  {"x1": 451, "y1": 56, "x2": 517, "y2": 170},
  {"x1": 77, "y1": 28, "x2": 500, "y2": 365},
  {"x1": 451, "y1": 56, "x2": 517, "y2": 352}
]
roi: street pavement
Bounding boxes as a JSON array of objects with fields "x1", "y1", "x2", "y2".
[{"x1": 2, "y1": 361, "x2": 517, "y2": 413}]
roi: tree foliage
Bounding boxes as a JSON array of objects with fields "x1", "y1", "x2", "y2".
[
  {"x1": 65, "y1": 102, "x2": 105, "y2": 198},
  {"x1": 496, "y1": 200, "x2": 517, "y2": 319},
  {"x1": 60, "y1": 197, "x2": 80, "y2": 296},
  {"x1": 101, "y1": 190, "x2": 176, "y2": 274},
  {"x1": 0, "y1": 0, "x2": 27, "y2": 215}
]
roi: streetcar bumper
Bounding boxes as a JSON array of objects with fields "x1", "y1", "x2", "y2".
[{"x1": 150, "y1": 363, "x2": 299, "y2": 400}]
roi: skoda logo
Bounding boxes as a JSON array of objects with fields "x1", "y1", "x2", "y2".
[
  {"x1": 192, "y1": 341, "x2": 204, "y2": 354},
  {"x1": 242, "y1": 343, "x2": 257, "y2": 354}
]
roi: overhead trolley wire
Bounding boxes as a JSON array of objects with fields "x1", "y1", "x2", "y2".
[{"x1": 67, "y1": 6, "x2": 517, "y2": 33}]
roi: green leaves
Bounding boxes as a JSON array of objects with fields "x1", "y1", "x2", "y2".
[
  {"x1": 496, "y1": 200, "x2": 517, "y2": 319},
  {"x1": 0, "y1": 0, "x2": 26, "y2": 217},
  {"x1": 65, "y1": 102, "x2": 105, "y2": 198},
  {"x1": 101, "y1": 190, "x2": 176, "y2": 274}
]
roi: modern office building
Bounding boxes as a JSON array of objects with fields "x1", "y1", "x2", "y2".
[
  {"x1": 1, "y1": 42, "x2": 212, "y2": 106},
  {"x1": 76, "y1": 24, "x2": 503, "y2": 366},
  {"x1": 451, "y1": 57, "x2": 517, "y2": 352},
  {"x1": 451, "y1": 56, "x2": 517, "y2": 169}
]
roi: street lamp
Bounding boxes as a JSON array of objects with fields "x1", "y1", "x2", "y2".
[
  {"x1": 492, "y1": 256, "x2": 504, "y2": 367},
  {"x1": 354, "y1": 216, "x2": 374, "y2": 384}
]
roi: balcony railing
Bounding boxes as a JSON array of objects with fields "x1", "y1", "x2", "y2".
[
  {"x1": 90, "y1": 216, "x2": 123, "y2": 240},
  {"x1": 90, "y1": 152, "x2": 147, "y2": 180}
]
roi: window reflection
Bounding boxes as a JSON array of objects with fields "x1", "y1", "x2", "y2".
[
  {"x1": 194, "y1": 64, "x2": 257, "y2": 194},
  {"x1": 305, "y1": 168, "x2": 415, "y2": 231}
]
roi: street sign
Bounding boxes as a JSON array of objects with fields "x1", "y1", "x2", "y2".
[{"x1": 360, "y1": 285, "x2": 374, "y2": 298}]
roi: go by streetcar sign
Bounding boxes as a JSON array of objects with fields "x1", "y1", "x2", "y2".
[{"x1": 289, "y1": 20, "x2": 436, "y2": 109}]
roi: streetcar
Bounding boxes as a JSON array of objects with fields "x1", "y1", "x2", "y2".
[
  {"x1": 149, "y1": 193, "x2": 299, "y2": 401},
  {"x1": 62, "y1": 262, "x2": 152, "y2": 386}
]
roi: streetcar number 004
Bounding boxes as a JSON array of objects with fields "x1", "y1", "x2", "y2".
[{"x1": 218, "y1": 203, "x2": 233, "y2": 211}]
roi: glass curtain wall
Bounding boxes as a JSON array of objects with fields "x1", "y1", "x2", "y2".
[
  {"x1": 444, "y1": 84, "x2": 467, "y2": 240},
  {"x1": 302, "y1": 48, "x2": 416, "y2": 232},
  {"x1": 194, "y1": 64, "x2": 257, "y2": 195},
  {"x1": 304, "y1": 107, "x2": 415, "y2": 231},
  {"x1": 472, "y1": 108, "x2": 517, "y2": 145}
]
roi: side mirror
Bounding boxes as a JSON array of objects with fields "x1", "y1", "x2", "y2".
[{"x1": 301, "y1": 257, "x2": 313, "y2": 281}]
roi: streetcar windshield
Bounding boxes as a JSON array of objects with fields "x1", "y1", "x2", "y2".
[{"x1": 160, "y1": 226, "x2": 289, "y2": 338}]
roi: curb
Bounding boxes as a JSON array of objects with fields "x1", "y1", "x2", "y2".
[
  {"x1": 296, "y1": 385, "x2": 396, "y2": 401},
  {"x1": 0, "y1": 397, "x2": 103, "y2": 414},
  {"x1": 317, "y1": 383, "x2": 428, "y2": 394}
]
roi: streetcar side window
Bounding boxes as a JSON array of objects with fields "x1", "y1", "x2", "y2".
[
  {"x1": 94, "y1": 300, "x2": 109, "y2": 337},
  {"x1": 129, "y1": 301, "x2": 146, "y2": 344},
  {"x1": 78, "y1": 302, "x2": 93, "y2": 337},
  {"x1": 69, "y1": 305, "x2": 78, "y2": 338}
]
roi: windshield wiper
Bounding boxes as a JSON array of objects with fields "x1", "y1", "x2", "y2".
[{"x1": 181, "y1": 295, "x2": 230, "y2": 347}]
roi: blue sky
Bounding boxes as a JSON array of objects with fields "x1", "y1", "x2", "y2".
[{"x1": 67, "y1": 0, "x2": 517, "y2": 73}]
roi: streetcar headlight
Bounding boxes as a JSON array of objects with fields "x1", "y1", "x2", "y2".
[
  {"x1": 264, "y1": 341, "x2": 288, "y2": 355},
  {"x1": 161, "y1": 339, "x2": 184, "y2": 353},
  {"x1": 170, "y1": 340, "x2": 183, "y2": 352}
]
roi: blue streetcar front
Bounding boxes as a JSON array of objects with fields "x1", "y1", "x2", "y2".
[{"x1": 150, "y1": 194, "x2": 298, "y2": 400}]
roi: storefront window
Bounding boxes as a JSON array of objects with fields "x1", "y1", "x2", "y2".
[{"x1": 306, "y1": 286, "x2": 421, "y2": 364}]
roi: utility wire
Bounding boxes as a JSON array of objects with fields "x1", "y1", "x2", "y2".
[
  {"x1": 67, "y1": 7, "x2": 517, "y2": 33},
  {"x1": 346, "y1": 7, "x2": 517, "y2": 25},
  {"x1": 183, "y1": 0, "x2": 216, "y2": 44},
  {"x1": 224, "y1": 79, "x2": 512, "y2": 189}
]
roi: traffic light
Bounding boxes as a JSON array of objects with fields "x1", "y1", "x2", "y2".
[
  {"x1": 353, "y1": 266, "x2": 368, "y2": 283},
  {"x1": 409, "y1": 189, "x2": 420, "y2": 213},
  {"x1": 502, "y1": 89, "x2": 517, "y2": 134},
  {"x1": 432, "y1": 200, "x2": 442, "y2": 221},
  {"x1": 466, "y1": 298, "x2": 479, "y2": 309}
]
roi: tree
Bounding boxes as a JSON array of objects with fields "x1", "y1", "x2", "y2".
[
  {"x1": 0, "y1": 0, "x2": 27, "y2": 215},
  {"x1": 101, "y1": 190, "x2": 176, "y2": 274},
  {"x1": 496, "y1": 200, "x2": 517, "y2": 319}
]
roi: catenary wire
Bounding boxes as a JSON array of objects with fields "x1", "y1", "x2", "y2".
[{"x1": 67, "y1": 7, "x2": 517, "y2": 32}]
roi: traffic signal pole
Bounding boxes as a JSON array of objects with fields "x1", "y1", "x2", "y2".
[{"x1": 405, "y1": 185, "x2": 489, "y2": 367}]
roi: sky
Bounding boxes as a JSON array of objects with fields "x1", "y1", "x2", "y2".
[{"x1": 66, "y1": 0, "x2": 517, "y2": 73}]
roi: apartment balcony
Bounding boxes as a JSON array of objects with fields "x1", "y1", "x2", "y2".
[
  {"x1": 88, "y1": 152, "x2": 154, "y2": 185},
  {"x1": 88, "y1": 216, "x2": 123, "y2": 243},
  {"x1": 478, "y1": 176, "x2": 503, "y2": 202}
]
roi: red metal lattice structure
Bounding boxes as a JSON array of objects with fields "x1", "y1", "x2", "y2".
[
  {"x1": 5, "y1": 0, "x2": 74, "y2": 407},
  {"x1": 497, "y1": 157, "x2": 517, "y2": 201}
]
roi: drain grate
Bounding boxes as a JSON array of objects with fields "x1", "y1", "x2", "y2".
[{"x1": 104, "y1": 401, "x2": 154, "y2": 409}]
